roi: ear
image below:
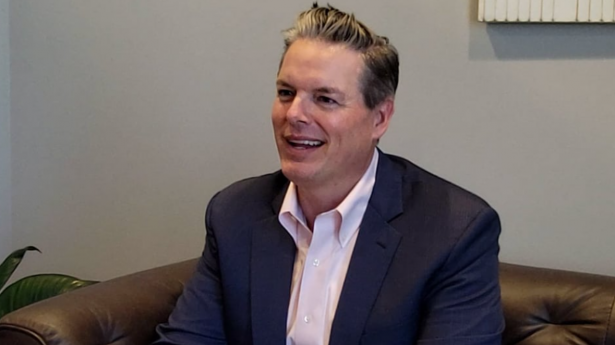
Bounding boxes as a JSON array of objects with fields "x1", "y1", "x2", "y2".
[{"x1": 371, "y1": 97, "x2": 394, "y2": 141}]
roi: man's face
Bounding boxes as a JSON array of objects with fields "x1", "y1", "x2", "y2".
[{"x1": 272, "y1": 39, "x2": 392, "y2": 192}]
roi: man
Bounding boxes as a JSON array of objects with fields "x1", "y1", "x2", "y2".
[{"x1": 154, "y1": 3, "x2": 503, "y2": 345}]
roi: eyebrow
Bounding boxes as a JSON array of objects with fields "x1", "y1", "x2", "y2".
[{"x1": 276, "y1": 80, "x2": 293, "y2": 88}]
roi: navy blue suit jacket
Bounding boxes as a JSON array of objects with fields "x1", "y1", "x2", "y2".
[{"x1": 154, "y1": 152, "x2": 504, "y2": 345}]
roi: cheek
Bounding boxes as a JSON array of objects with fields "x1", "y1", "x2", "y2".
[
  {"x1": 271, "y1": 99, "x2": 284, "y2": 115},
  {"x1": 271, "y1": 106, "x2": 285, "y2": 127},
  {"x1": 329, "y1": 118, "x2": 369, "y2": 141}
]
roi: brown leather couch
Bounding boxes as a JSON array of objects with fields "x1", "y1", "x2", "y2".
[{"x1": 1, "y1": 259, "x2": 614, "y2": 345}]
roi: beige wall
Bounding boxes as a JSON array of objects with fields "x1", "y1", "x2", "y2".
[
  {"x1": 0, "y1": 0, "x2": 10, "y2": 258},
  {"x1": 8, "y1": 0, "x2": 615, "y2": 280}
]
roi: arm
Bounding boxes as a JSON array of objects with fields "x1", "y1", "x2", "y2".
[
  {"x1": 153, "y1": 195, "x2": 228, "y2": 345},
  {"x1": 417, "y1": 207, "x2": 504, "y2": 345}
]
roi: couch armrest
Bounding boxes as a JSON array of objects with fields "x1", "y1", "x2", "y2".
[
  {"x1": 0, "y1": 259, "x2": 198, "y2": 345},
  {"x1": 500, "y1": 263, "x2": 615, "y2": 345}
]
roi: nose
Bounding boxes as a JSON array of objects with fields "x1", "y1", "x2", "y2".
[{"x1": 286, "y1": 94, "x2": 310, "y2": 125}]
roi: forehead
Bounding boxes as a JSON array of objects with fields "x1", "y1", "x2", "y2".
[{"x1": 278, "y1": 39, "x2": 364, "y2": 92}]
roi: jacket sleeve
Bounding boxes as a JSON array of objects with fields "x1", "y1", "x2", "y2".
[
  {"x1": 417, "y1": 207, "x2": 504, "y2": 345},
  {"x1": 152, "y1": 193, "x2": 228, "y2": 345}
]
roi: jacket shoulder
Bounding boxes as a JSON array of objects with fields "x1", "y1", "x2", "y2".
[
  {"x1": 207, "y1": 171, "x2": 288, "y2": 221},
  {"x1": 386, "y1": 153, "x2": 492, "y2": 210},
  {"x1": 381, "y1": 153, "x2": 497, "y2": 236}
]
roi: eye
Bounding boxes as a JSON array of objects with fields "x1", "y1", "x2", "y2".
[
  {"x1": 316, "y1": 95, "x2": 338, "y2": 105},
  {"x1": 277, "y1": 89, "x2": 294, "y2": 102}
]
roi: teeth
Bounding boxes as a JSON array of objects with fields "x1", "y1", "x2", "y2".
[{"x1": 289, "y1": 140, "x2": 322, "y2": 147}]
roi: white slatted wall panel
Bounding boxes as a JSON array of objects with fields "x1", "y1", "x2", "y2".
[{"x1": 479, "y1": 0, "x2": 615, "y2": 22}]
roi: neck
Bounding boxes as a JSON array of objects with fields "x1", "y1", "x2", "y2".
[
  {"x1": 296, "y1": 161, "x2": 372, "y2": 230},
  {"x1": 296, "y1": 184, "x2": 351, "y2": 230}
]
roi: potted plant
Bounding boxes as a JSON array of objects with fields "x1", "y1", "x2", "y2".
[{"x1": 0, "y1": 246, "x2": 97, "y2": 318}]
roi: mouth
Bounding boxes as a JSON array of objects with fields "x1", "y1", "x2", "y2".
[{"x1": 287, "y1": 139, "x2": 324, "y2": 149}]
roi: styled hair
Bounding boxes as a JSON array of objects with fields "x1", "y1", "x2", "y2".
[{"x1": 280, "y1": 2, "x2": 399, "y2": 109}]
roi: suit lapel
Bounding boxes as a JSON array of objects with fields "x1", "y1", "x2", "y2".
[
  {"x1": 250, "y1": 184, "x2": 296, "y2": 345},
  {"x1": 248, "y1": 153, "x2": 415, "y2": 345},
  {"x1": 329, "y1": 152, "x2": 409, "y2": 345}
]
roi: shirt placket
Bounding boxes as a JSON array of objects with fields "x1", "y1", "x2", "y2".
[{"x1": 293, "y1": 213, "x2": 338, "y2": 345}]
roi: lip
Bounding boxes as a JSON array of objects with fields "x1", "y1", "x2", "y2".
[{"x1": 280, "y1": 135, "x2": 325, "y2": 156}]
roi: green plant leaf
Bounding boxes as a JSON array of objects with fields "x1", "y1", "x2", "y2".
[
  {"x1": 0, "y1": 274, "x2": 97, "y2": 318},
  {"x1": 0, "y1": 246, "x2": 40, "y2": 291}
]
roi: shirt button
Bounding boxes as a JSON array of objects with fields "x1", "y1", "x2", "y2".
[
  {"x1": 304, "y1": 315, "x2": 311, "y2": 323},
  {"x1": 312, "y1": 259, "x2": 320, "y2": 267}
]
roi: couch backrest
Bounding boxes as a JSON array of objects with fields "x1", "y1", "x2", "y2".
[
  {"x1": 1, "y1": 260, "x2": 615, "y2": 344},
  {"x1": 0, "y1": 259, "x2": 198, "y2": 345}
]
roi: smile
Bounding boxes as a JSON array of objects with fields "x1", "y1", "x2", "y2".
[{"x1": 287, "y1": 139, "x2": 324, "y2": 148}]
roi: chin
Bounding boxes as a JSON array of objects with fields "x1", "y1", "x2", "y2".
[{"x1": 280, "y1": 161, "x2": 318, "y2": 186}]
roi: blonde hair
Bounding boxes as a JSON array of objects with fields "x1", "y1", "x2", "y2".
[{"x1": 280, "y1": 3, "x2": 399, "y2": 109}]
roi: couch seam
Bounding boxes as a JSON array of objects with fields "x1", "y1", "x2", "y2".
[
  {"x1": 604, "y1": 291, "x2": 615, "y2": 345},
  {"x1": 0, "y1": 323, "x2": 48, "y2": 345}
]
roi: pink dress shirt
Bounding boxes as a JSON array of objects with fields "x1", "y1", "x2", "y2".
[{"x1": 279, "y1": 149, "x2": 379, "y2": 345}]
